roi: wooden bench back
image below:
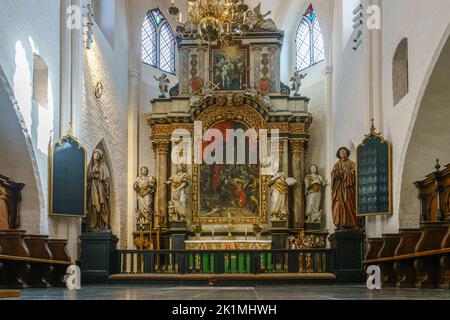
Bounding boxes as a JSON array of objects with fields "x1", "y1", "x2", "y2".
[
  {"x1": 46, "y1": 239, "x2": 71, "y2": 262},
  {"x1": 378, "y1": 234, "x2": 401, "y2": 258},
  {"x1": 394, "y1": 229, "x2": 422, "y2": 256},
  {"x1": 365, "y1": 238, "x2": 383, "y2": 260},
  {"x1": 0, "y1": 230, "x2": 30, "y2": 257},
  {"x1": 415, "y1": 222, "x2": 450, "y2": 253},
  {"x1": 441, "y1": 225, "x2": 450, "y2": 249},
  {"x1": 24, "y1": 235, "x2": 53, "y2": 260}
]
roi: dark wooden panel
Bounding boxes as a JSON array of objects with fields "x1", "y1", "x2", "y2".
[{"x1": 50, "y1": 134, "x2": 87, "y2": 217}]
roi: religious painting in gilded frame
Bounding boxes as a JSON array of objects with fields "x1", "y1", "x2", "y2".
[
  {"x1": 49, "y1": 130, "x2": 87, "y2": 217},
  {"x1": 199, "y1": 120, "x2": 260, "y2": 219},
  {"x1": 356, "y1": 123, "x2": 393, "y2": 216},
  {"x1": 210, "y1": 44, "x2": 249, "y2": 91},
  {"x1": 191, "y1": 103, "x2": 269, "y2": 225}
]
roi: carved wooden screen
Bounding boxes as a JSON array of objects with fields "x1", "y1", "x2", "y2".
[{"x1": 356, "y1": 128, "x2": 393, "y2": 216}]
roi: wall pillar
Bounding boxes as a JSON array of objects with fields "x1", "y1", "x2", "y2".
[
  {"x1": 323, "y1": 66, "x2": 334, "y2": 236},
  {"x1": 290, "y1": 139, "x2": 305, "y2": 229},
  {"x1": 152, "y1": 139, "x2": 170, "y2": 229},
  {"x1": 127, "y1": 70, "x2": 141, "y2": 249}
]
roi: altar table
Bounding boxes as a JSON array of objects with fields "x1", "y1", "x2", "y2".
[{"x1": 184, "y1": 240, "x2": 273, "y2": 274}]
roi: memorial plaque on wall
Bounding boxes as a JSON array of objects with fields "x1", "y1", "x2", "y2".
[
  {"x1": 356, "y1": 124, "x2": 393, "y2": 216},
  {"x1": 50, "y1": 130, "x2": 87, "y2": 217}
]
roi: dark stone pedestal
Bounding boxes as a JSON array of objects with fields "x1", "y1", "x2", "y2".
[
  {"x1": 305, "y1": 222, "x2": 322, "y2": 232},
  {"x1": 271, "y1": 220, "x2": 289, "y2": 249},
  {"x1": 80, "y1": 232, "x2": 118, "y2": 284},
  {"x1": 329, "y1": 229, "x2": 366, "y2": 284},
  {"x1": 169, "y1": 221, "x2": 188, "y2": 250}
]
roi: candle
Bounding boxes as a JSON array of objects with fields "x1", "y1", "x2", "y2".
[
  {"x1": 212, "y1": 228, "x2": 215, "y2": 238},
  {"x1": 179, "y1": 12, "x2": 183, "y2": 23},
  {"x1": 245, "y1": 228, "x2": 248, "y2": 239}
]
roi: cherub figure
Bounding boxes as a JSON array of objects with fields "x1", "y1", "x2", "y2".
[
  {"x1": 290, "y1": 71, "x2": 307, "y2": 96},
  {"x1": 154, "y1": 73, "x2": 171, "y2": 98}
]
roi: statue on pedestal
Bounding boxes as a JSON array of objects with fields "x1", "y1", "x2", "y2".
[
  {"x1": 133, "y1": 167, "x2": 157, "y2": 226},
  {"x1": 331, "y1": 147, "x2": 358, "y2": 229},
  {"x1": 154, "y1": 73, "x2": 170, "y2": 98},
  {"x1": 290, "y1": 71, "x2": 307, "y2": 96},
  {"x1": 305, "y1": 165, "x2": 326, "y2": 223},
  {"x1": 268, "y1": 171, "x2": 297, "y2": 220},
  {"x1": 166, "y1": 164, "x2": 190, "y2": 221},
  {"x1": 86, "y1": 149, "x2": 111, "y2": 232}
]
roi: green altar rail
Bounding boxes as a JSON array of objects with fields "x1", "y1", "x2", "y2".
[{"x1": 115, "y1": 249, "x2": 333, "y2": 275}]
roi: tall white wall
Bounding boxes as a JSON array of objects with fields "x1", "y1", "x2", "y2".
[
  {"x1": 79, "y1": 0, "x2": 129, "y2": 249},
  {"x1": 0, "y1": 0, "x2": 130, "y2": 258},
  {"x1": 0, "y1": 0, "x2": 61, "y2": 235},
  {"x1": 330, "y1": 0, "x2": 450, "y2": 237}
]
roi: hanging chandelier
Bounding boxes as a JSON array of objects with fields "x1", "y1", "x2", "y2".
[{"x1": 168, "y1": 0, "x2": 253, "y2": 45}]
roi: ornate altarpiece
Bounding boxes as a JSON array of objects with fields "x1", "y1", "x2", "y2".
[{"x1": 142, "y1": 21, "x2": 323, "y2": 250}]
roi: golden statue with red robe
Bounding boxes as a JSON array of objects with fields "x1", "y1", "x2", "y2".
[{"x1": 331, "y1": 147, "x2": 358, "y2": 229}]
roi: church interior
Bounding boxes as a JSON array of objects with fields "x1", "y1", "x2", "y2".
[{"x1": 1, "y1": 0, "x2": 450, "y2": 300}]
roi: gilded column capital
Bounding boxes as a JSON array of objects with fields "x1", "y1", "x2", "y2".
[
  {"x1": 152, "y1": 139, "x2": 170, "y2": 155},
  {"x1": 289, "y1": 139, "x2": 305, "y2": 153}
]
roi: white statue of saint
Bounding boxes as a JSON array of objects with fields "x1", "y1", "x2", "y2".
[
  {"x1": 305, "y1": 165, "x2": 326, "y2": 223},
  {"x1": 133, "y1": 167, "x2": 157, "y2": 225},
  {"x1": 166, "y1": 164, "x2": 190, "y2": 221},
  {"x1": 290, "y1": 71, "x2": 307, "y2": 96},
  {"x1": 268, "y1": 171, "x2": 297, "y2": 220}
]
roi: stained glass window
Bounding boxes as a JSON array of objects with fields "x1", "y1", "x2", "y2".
[
  {"x1": 295, "y1": 4, "x2": 324, "y2": 71},
  {"x1": 141, "y1": 8, "x2": 176, "y2": 74}
]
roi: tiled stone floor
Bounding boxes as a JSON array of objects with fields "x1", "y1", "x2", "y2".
[{"x1": 6, "y1": 285, "x2": 450, "y2": 300}]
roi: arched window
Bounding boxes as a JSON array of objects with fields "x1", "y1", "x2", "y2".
[
  {"x1": 295, "y1": 4, "x2": 324, "y2": 71},
  {"x1": 393, "y1": 38, "x2": 409, "y2": 106},
  {"x1": 142, "y1": 8, "x2": 176, "y2": 74}
]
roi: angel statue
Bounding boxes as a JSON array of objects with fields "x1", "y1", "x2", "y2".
[
  {"x1": 154, "y1": 73, "x2": 170, "y2": 98},
  {"x1": 268, "y1": 171, "x2": 297, "y2": 221},
  {"x1": 290, "y1": 71, "x2": 307, "y2": 96},
  {"x1": 247, "y1": 3, "x2": 278, "y2": 32}
]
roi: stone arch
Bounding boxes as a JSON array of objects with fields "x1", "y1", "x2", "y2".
[
  {"x1": 393, "y1": 38, "x2": 409, "y2": 106},
  {"x1": 398, "y1": 32, "x2": 450, "y2": 228},
  {"x1": 0, "y1": 65, "x2": 44, "y2": 233}
]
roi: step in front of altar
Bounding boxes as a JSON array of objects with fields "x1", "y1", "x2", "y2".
[{"x1": 109, "y1": 273, "x2": 336, "y2": 285}]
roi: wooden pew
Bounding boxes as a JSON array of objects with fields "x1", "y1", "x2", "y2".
[
  {"x1": 0, "y1": 230, "x2": 31, "y2": 289},
  {"x1": 413, "y1": 222, "x2": 450, "y2": 288},
  {"x1": 46, "y1": 239, "x2": 72, "y2": 287},
  {"x1": 440, "y1": 226, "x2": 450, "y2": 288},
  {"x1": 365, "y1": 238, "x2": 383, "y2": 261},
  {"x1": 377, "y1": 234, "x2": 401, "y2": 287},
  {"x1": 0, "y1": 231, "x2": 72, "y2": 289},
  {"x1": 23, "y1": 235, "x2": 54, "y2": 288},
  {"x1": 392, "y1": 229, "x2": 422, "y2": 288}
]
